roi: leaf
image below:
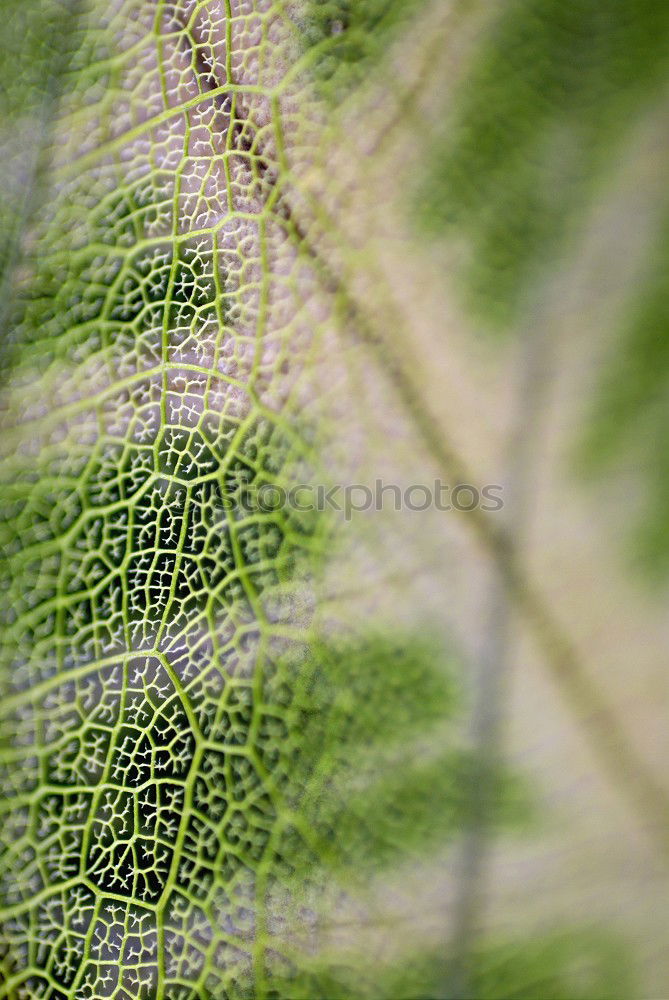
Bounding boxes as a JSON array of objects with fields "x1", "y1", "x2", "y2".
[
  {"x1": 0, "y1": 3, "x2": 474, "y2": 996},
  {"x1": 0, "y1": 1, "x2": 660, "y2": 998}
]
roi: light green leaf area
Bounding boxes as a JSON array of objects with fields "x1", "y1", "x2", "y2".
[
  {"x1": 295, "y1": 0, "x2": 426, "y2": 100},
  {"x1": 281, "y1": 929, "x2": 634, "y2": 1000},
  {"x1": 0, "y1": 0, "x2": 75, "y2": 288},
  {"x1": 419, "y1": 0, "x2": 669, "y2": 325}
]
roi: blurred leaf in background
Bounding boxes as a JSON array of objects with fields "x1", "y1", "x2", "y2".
[{"x1": 418, "y1": 0, "x2": 669, "y2": 576}]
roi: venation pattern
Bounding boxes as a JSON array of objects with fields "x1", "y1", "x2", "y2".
[
  {"x1": 0, "y1": 0, "x2": 561, "y2": 997},
  {"x1": 0, "y1": 2, "x2": 338, "y2": 997}
]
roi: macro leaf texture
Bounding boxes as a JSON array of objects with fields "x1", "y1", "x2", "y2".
[
  {"x1": 0, "y1": 1, "x2": 667, "y2": 999},
  {"x1": 0, "y1": 3, "x2": 467, "y2": 996}
]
